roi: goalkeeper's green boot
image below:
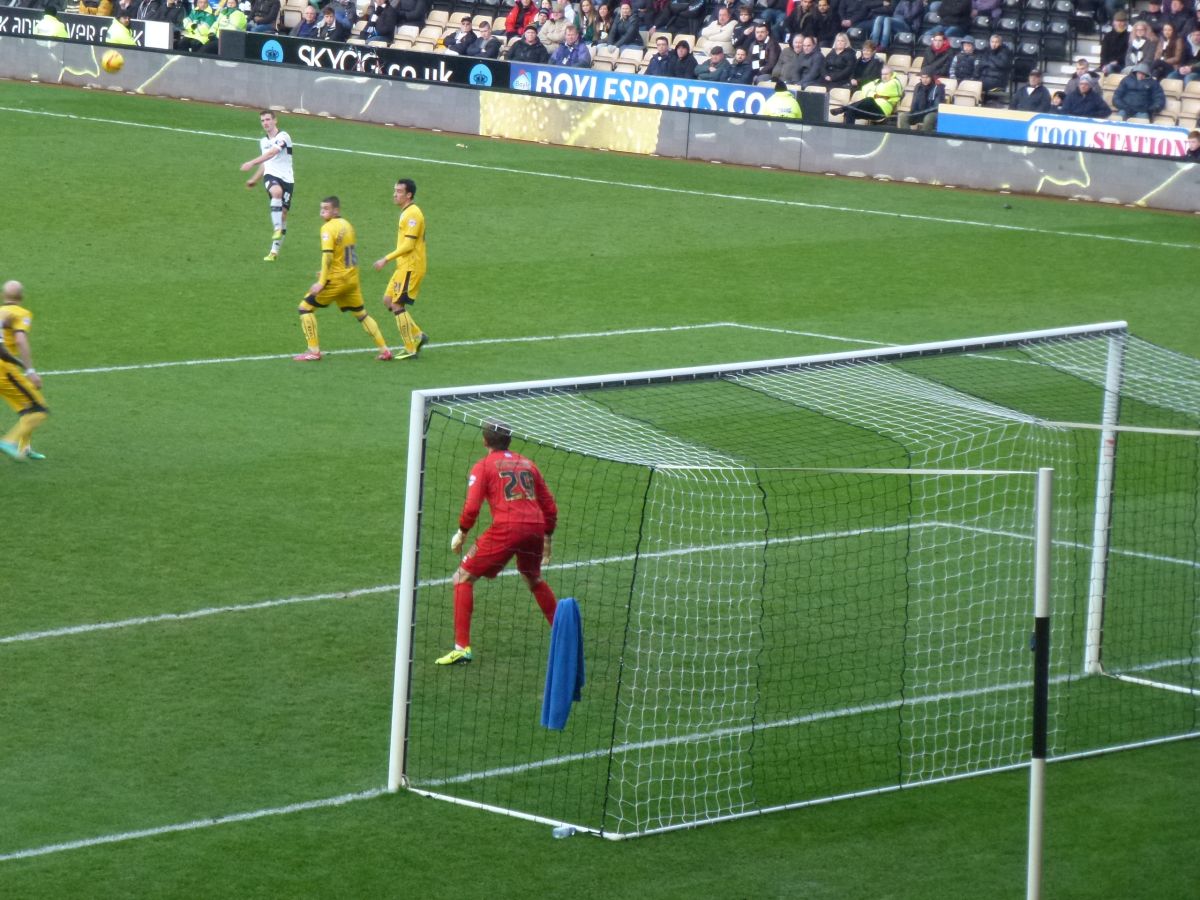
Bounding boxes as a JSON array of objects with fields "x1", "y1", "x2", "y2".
[{"x1": 435, "y1": 646, "x2": 473, "y2": 666}]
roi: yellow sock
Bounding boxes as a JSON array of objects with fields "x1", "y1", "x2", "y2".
[
  {"x1": 7, "y1": 411, "x2": 46, "y2": 452},
  {"x1": 394, "y1": 309, "x2": 418, "y2": 354},
  {"x1": 359, "y1": 314, "x2": 388, "y2": 350},
  {"x1": 300, "y1": 311, "x2": 319, "y2": 351}
]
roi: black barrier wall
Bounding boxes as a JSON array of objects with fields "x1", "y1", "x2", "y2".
[{"x1": 1, "y1": 35, "x2": 1196, "y2": 213}]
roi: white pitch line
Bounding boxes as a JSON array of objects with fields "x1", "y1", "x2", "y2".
[
  {"x1": 1, "y1": 105, "x2": 1194, "y2": 251},
  {"x1": 42, "y1": 322, "x2": 747, "y2": 377},
  {"x1": 0, "y1": 788, "x2": 384, "y2": 864}
]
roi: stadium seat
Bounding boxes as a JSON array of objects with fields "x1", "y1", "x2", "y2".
[
  {"x1": 828, "y1": 87, "x2": 850, "y2": 122},
  {"x1": 1184, "y1": 80, "x2": 1200, "y2": 100},
  {"x1": 1180, "y1": 99, "x2": 1200, "y2": 128},
  {"x1": 886, "y1": 53, "x2": 911, "y2": 73},
  {"x1": 426, "y1": 9, "x2": 449, "y2": 27},
  {"x1": 891, "y1": 31, "x2": 916, "y2": 53},
  {"x1": 1161, "y1": 78, "x2": 1184, "y2": 100},
  {"x1": 954, "y1": 79, "x2": 982, "y2": 104},
  {"x1": 593, "y1": 45, "x2": 620, "y2": 68}
]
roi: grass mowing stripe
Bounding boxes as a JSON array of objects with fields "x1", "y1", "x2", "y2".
[
  {"x1": 0, "y1": 789, "x2": 385, "y2": 864},
  {"x1": 6, "y1": 519, "x2": 1193, "y2": 645},
  {"x1": 2, "y1": 104, "x2": 1195, "y2": 252}
]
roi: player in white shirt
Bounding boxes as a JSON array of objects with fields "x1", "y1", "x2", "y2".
[{"x1": 240, "y1": 111, "x2": 295, "y2": 262}]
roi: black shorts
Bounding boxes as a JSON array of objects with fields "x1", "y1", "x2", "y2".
[{"x1": 263, "y1": 175, "x2": 293, "y2": 210}]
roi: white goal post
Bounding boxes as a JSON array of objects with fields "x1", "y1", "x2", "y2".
[{"x1": 386, "y1": 321, "x2": 1199, "y2": 839}]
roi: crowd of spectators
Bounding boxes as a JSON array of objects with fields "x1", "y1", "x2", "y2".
[{"x1": 24, "y1": 0, "x2": 1200, "y2": 131}]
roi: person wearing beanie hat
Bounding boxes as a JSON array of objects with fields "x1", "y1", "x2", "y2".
[
  {"x1": 34, "y1": 2, "x2": 71, "y2": 37},
  {"x1": 1101, "y1": 9, "x2": 1131, "y2": 73},
  {"x1": 1113, "y1": 61, "x2": 1167, "y2": 119},
  {"x1": 107, "y1": 6, "x2": 138, "y2": 44},
  {"x1": 949, "y1": 33, "x2": 980, "y2": 81}
]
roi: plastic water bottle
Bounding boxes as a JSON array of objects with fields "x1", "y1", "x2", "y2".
[{"x1": 552, "y1": 825, "x2": 576, "y2": 839}]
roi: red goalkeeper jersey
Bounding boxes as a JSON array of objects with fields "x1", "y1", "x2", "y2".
[{"x1": 459, "y1": 450, "x2": 558, "y2": 535}]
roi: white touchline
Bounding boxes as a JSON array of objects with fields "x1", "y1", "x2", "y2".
[
  {"x1": 0, "y1": 789, "x2": 385, "y2": 864},
  {"x1": 1, "y1": 105, "x2": 1195, "y2": 252}
]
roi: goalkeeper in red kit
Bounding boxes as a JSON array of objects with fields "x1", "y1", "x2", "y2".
[{"x1": 437, "y1": 422, "x2": 559, "y2": 665}]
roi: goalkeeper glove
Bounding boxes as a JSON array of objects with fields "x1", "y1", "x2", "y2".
[{"x1": 451, "y1": 528, "x2": 467, "y2": 553}]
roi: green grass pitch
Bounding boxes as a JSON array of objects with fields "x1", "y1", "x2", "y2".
[{"x1": 0, "y1": 78, "x2": 1197, "y2": 898}]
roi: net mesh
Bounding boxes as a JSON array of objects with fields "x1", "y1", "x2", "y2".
[{"x1": 399, "y1": 328, "x2": 1199, "y2": 836}]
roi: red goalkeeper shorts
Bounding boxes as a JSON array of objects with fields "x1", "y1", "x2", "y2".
[{"x1": 461, "y1": 526, "x2": 545, "y2": 580}]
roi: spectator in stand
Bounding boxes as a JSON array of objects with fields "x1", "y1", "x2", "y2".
[
  {"x1": 707, "y1": 0, "x2": 739, "y2": 26},
  {"x1": 291, "y1": 3, "x2": 318, "y2": 36},
  {"x1": 1151, "y1": 22, "x2": 1184, "y2": 78},
  {"x1": 727, "y1": 44, "x2": 755, "y2": 80},
  {"x1": 393, "y1": 0, "x2": 425, "y2": 28},
  {"x1": 1135, "y1": 0, "x2": 1165, "y2": 35},
  {"x1": 324, "y1": 0, "x2": 355, "y2": 30},
  {"x1": 1186, "y1": 130, "x2": 1200, "y2": 160},
  {"x1": 973, "y1": 0, "x2": 1002, "y2": 24},
  {"x1": 551, "y1": 22, "x2": 594, "y2": 63},
  {"x1": 1100, "y1": 10, "x2": 1130, "y2": 74},
  {"x1": 247, "y1": 0, "x2": 280, "y2": 33},
  {"x1": 315, "y1": 3, "x2": 348, "y2": 40},
  {"x1": 773, "y1": 33, "x2": 819, "y2": 84},
  {"x1": 702, "y1": 5, "x2": 738, "y2": 52},
  {"x1": 610, "y1": 0, "x2": 644, "y2": 45},
  {"x1": 949, "y1": 33, "x2": 980, "y2": 80},
  {"x1": 594, "y1": 3, "x2": 614, "y2": 43},
  {"x1": 841, "y1": 64, "x2": 905, "y2": 122},
  {"x1": 919, "y1": 28, "x2": 954, "y2": 78},
  {"x1": 646, "y1": 34, "x2": 673, "y2": 72},
  {"x1": 361, "y1": 0, "x2": 398, "y2": 43},
  {"x1": 732, "y1": 4, "x2": 758, "y2": 49},
  {"x1": 446, "y1": 16, "x2": 476, "y2": 53},
  {"x1": 898, "y1": 68, "x2": 946, "y2": 129},
  {"x1": 1011, "y1": 68, "x2": 1052, "y2": 111},
  {"x1": 838, "y1": 0, "x2": 881, "y2": 35},
  {"x1": 1113, "y1": 62, "x2": 1166, "y2": 118},
  {"x1": 976, "y1": 33, "x2": 1012, "y2": 93},
  {"x1": 138, "y1": 0, "x2": 166, "y2": 21},
  {"x1": 812, "y1": 0, "x2": 839, "y2": 45},
  {"x1": 696, "y1": 42, "x2": 733, "y2": 76},
  {"x1": 111, "y1": 0, "x2": 137, "y2": 20},
  {"x1": 850, "y1": 39, "x2": 884, "y2": 90},
  {"x1": 755, "y1": 0, "x2": 787, "y2": 40},
  {"x1": 820, "y1": 30, "x2": 856, "y2": 85},
  {"x1": 507, "y1": 0, "x2": 539, "y2": 38},
  {"x1": 540, "y1": 2, "x2": 570, "y2": 52},
  {"x1": 1050, "y1": 89, "x2": 1064, "y2": 108},
  {"x1": 577, "y1": 0, "x2": 600, "y2": 42},
  {"x1": 749, "y1": 20, "x2": 782, "y2": 81},
  {"x1": 80, "y1": 0, "x2": 114, "y2": 17},
  {"x1": 668, "y1": 0, "x2": 707, "y2": 35},
  {"x1": 467, "y1": 21, "x2": 502, "y2": 56},
  {"x1": 1061, "y1": 73, "x2": 1112, "y2": 116},
  {"x1": 1180, "y1": 26, "x2": 1200, "y2": 85},
  {"x1": 669, "y1": 38, "x2": 699, "y2": 76},
  {"x1": 1125, "y1": 20, "x2": 1159, "y2": 70},
  {"x1": 645, "y1": 0, "x2": 674, "y2": 35},
  {"x1": 869, "y1": 0, "x2": 924, "y2": 49},
  {"x1": 510, "y1": 23, "x2": 551, "y2": 60},
  {"x1": 928, "y1": 0, "x2": 970, "y2": 37},
  {"x1": 1164, "y1": 0, "x2": 1192, "y2": 35},
  {"x1": 785, "y1": 0, "x2": 815, "y2": 41},
  {"x1": 1065, "y1": 57, "x2": 1099, "y2": 93},
  {"x1": 794, "y1": 34, "x2": 825, "y2": 83}
]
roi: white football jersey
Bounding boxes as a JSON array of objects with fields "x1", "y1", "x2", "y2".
[{"x1": 261, "y1": 130, "x2": 294, "y2": 182}]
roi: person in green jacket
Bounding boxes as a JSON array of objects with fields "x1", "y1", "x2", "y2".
[
  {"x1": 34, "y1": 2, "x2": 70, "y2": 38},
  {"x1": 179, "y1": 0, "x2": 217, "y2": 51},
  {"x1": 841, "y1": 65, "x2": 905, "y2": 125},
  {"x1": 761, "y1": 79, "x2": 803, "y2": 119},
  {"x1": 213, "y1": 0, "x2": 248, "y2": 35},
  {"x1": 107, "y1": 9, "x2": 137, "y2": 44}
]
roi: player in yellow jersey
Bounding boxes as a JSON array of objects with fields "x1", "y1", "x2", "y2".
[
  {"x1": 0, "y1": 280, "x2": 50, "y2": 462},
  {"x1": 293, "y1": 196, "x2": 393, "y2": 362},
  {"x1": 373, "y1": 178, "x2": 429, "y2": 360}
]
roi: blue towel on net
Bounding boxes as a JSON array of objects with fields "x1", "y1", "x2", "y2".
[{"x1": 541, "y1": 597, "x2": 585, "y2": 731}]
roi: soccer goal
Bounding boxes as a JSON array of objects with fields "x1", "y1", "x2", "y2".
[{"x1": 387, "y1": 322, "x2": 1199, "y2": 839}]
